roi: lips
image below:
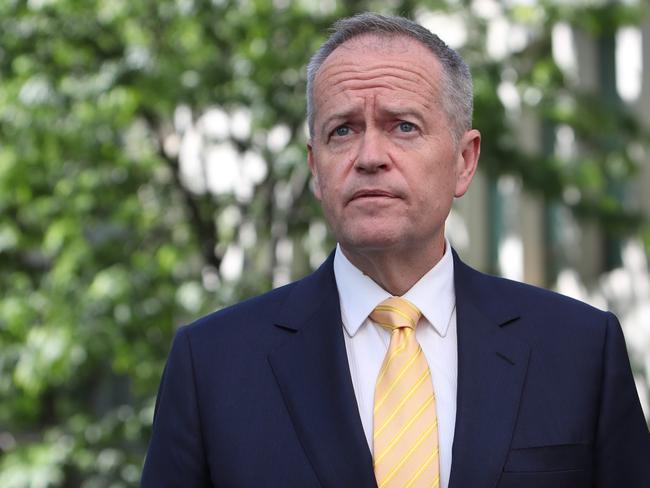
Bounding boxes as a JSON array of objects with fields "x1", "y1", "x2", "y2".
[{"x1": 349, "y1": 189, "x2": 400, "y2": 202}]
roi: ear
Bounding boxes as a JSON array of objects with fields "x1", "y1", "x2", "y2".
[
  {"x1": 307, "y1": 140, "x2": 322, "y2": 200},
  {"x1": 454, "y1": 129, "x2": 481, "y2": 198}
]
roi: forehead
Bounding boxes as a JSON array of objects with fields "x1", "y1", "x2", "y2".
[{"x1": 312, "y1": 34, "x2": 442, "y2": 117}]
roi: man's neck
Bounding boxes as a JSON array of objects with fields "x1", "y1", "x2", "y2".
[{"x1": 339, "y1": 239, "x2": 446, "y2": 296}]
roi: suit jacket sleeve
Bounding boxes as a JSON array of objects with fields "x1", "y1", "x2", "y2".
[
  {"x1": 595, "y1": 313, "x2": 650, "y2": 487},
  {"x1": 141, "y1": 326, "x2": 211, "y2": 487}
]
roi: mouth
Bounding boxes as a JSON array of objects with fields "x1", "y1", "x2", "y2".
[{"x1": 349, "y1": 189, "x2": 400, "y2": 203}]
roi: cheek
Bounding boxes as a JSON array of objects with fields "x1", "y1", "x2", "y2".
[
  {"x1": 413, "y1": 163, "x2": 456, "y2": 206},
  {"x1": 310, "y1": 152, "x2": 333, "y2": 199},
  {"x1": 313, "y1": 170, "x2": 338, "y2": 208},
  {"x1": 315, "y1": 157, "x2": 351, "y2": 195},
  {"x1": 323, "y1": 184, "x2": 344, "y2": 214}
]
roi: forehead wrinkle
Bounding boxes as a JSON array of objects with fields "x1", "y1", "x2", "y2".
[
  {"x1": 318, "y1": 82, "x2": 434, "y2": 120},
  {"x1": 334, "y1": 79, "x2": 433, "y2": 106},
  {"x1": 316, "y1": 61, "x2": 438, "y2": 97},
  {"x1": 321, "y1": 93, "x2": 376, "y2": 124},
  {"x1": 336, "y1": 74, "x2": 432, "y2": 96},
  {"x1": 313, "y1": 67, "x2": 439, "y2": 124},
  {"x1": 318, "y1": 58, "x2": 433, "y2": 80}
]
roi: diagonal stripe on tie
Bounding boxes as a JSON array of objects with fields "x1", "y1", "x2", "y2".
[
  {"x1": 374, "y1": 367, "x2": 431, "y2": 438},
  {"x1": 374, "y1": 348, "x2": 422, "y2": 412},
  {"x1": 375, "y1": 341, "x2": 408, "y2": 385},
  {"x1": 405, "y1": 451, "x2": 439, "y2": 488},
  {"x1": 374, "y1": 396, "x2": 436, "y2": 465},
  {"x1": 378, "y1": 425, "x2": 437, "y2": 487}
]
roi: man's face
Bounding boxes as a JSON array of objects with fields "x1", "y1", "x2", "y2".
[{"x1": 308, "y1": 34, "x2": 479, "y2": 258}]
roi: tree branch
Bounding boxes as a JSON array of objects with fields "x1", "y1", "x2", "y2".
[{"x1": 142, "y1": 112, "x2": 223, "y2": 274}]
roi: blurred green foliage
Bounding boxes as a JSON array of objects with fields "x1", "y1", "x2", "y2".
[{"x1": 0, "y1": 0, "x2": 646, "y2": 486}]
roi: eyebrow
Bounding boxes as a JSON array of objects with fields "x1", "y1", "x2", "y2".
[
  {"x1": 318, "y1": 105, "x2": 428, "y2": 138},
  {"x1": 378, "y1": 106, "x2": 426, "y2": 123},
  {"x1": 320, "y1": 110, "x2": 357, "y2": 132}
]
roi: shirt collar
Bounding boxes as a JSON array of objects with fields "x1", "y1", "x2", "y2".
[{"x1": 333, "y1": 239, "x2": 456, "y2": 338}]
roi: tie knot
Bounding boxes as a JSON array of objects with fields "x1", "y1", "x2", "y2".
[{"x1": 370, "y1": 297, "x2": 421, "y2": 332}]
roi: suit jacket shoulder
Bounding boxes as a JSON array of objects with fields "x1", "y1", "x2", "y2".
[
  {"x1": 449, "y1": 251, "x2": 650, "y2": 488},
  {"x1": 187, "y1": 250, "x2": 337, "y2": 330},
  {"x1": 453, "y1": 252, "x2": 611, "y2": 346}
]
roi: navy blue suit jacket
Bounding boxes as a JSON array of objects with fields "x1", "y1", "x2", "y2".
[{"x1": 141, "y1": 251, "x2": 650, "y2": 487}]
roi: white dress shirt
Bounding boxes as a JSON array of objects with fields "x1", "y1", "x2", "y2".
[{"x1": 333, "y1": 241, "x2": 457, "y2": 488}]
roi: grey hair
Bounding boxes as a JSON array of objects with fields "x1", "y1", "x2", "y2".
[{"x1": 306, "y1": 12, "x2": 473, "y2": 143}]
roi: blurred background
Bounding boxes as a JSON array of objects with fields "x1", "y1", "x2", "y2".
[{"x1": 1, "y1": 0, "x2": 650, "y2": 486}]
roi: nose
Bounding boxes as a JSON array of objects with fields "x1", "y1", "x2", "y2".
[{"x1": 354, "y1": 127, "x2": 391, "y2": 174}]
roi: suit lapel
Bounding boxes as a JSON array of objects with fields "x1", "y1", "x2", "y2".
[
  {"x1": 268, "y1": 255, "x2": 377, "y2": 488},
  {"x1": 449, "y1": 253, "x2": 531, "y2": 488}
]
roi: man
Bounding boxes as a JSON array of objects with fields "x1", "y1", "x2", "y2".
[{"x1": 141, "y1": 13, "x2": 650, "y2": 488}]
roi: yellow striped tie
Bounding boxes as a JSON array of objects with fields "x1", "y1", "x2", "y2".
[{"x1": 371, "y1": 297, "x2": 440, "y2": 488}]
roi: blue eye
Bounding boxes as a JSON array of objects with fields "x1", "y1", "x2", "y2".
[
  {"x1": 334, "y1": 126, "x2": 350, "y2": 137},
  {"x1": 398, "y1": 122, "x2": 415, "y2": 132}
]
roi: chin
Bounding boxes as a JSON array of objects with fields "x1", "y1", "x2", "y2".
[{"x1": 339, "y1": 229, "x2": 404, "y2": 252}]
